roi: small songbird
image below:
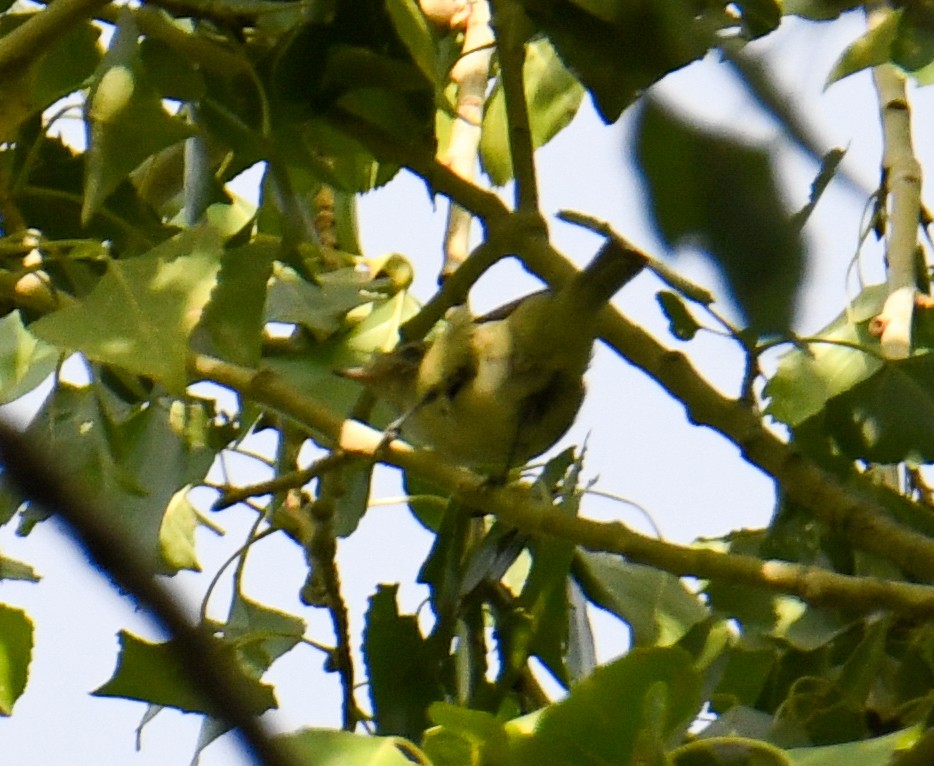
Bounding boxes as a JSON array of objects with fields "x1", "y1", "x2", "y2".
[{"x1": 343, "y1": 239, "x2": 647, "y2": 472}]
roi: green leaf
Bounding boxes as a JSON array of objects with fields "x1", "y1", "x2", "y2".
[
  {"x1": 31, "y1": 225, "x2": 223, "y2": 393},
  {"x1": 516, "y1": 0, "x2": 722, "y2": 123},
  {"x1": 265, "y1": 263, "x2": 378, "y2": 341},
  {"x1": 0, "y1": 603, "x2": 32, "y2": 715},
  {"x1": 893, "y1": 2, "x2": 934, "y2": 71},
  {"x1": 423, "y1": 703, "x2": 511, "y2": 766},
  {"x1": 139, "y1": 37, "x2": 206, "y2": 102},
  {"x1": 763, "y1": 285, "x2": 885, "y2": 427},
  {"x1": 0, "y1": 311, "x2": 58, "y2": 405},
  {"x1": 481, "y1": 38, "x2": 584, "y2": 185},
  {"x1": 83, "y1": 13, "x2": 194, "y2": 223},
  {"x1": 277, "y1": 728, "x2": 416, "y2": 766},
  {"x1": 226, "y1": 595, "x2": 305, "y2": 677},
  {"x1": 158, "y1": 488, "x2": 207, "y2": 573},
  {"x1": 820, "y1": 353, "x2": 934, "y2": 463},
  {"x1": 511, "y1": 648, "x2": 702, "y2": 766},
  {"x1": 791, "y1": 148, "x2": 847, "y2": 230},
  {"x1": 0, "y1": 554, "x2": 40, "y2": 583},
  {"x1": 93, "y1": 631, "x2": 276, "y2": 715},
  {"x1": 635, "y1": 98, "x2": 804, "y2": 337},
  {"x1": 827, "y1": 9, "x2": 899, "y2": 85},
  {"x1": 193, "y1": 238, "x2": 276, "y2": 367},
  {"x1": 786, "y1": 729, "x2": 915, "y2": 766},
  {"x1": 332, "y1": 459, "x2": 374, "y2": 537},
  {"x1": 385, "y1": 0, "x2": 440, "y2": 88},
  {"x1": 734, "y1": 0, "x2": 782, "y2": 39},
  {"x1": 363, "y1": 584, "x2": 442, "y2": 739},
  {"x1": 656, "y1": 290, "x2": 701, "y2": 341},
  {"x1": 4, "y1": 386, "x2": 217, "y2": 572},
  {"x1": 574, "y1": 551, "x2": 709, "y2": 647},
  {"x1": 0, "y1": 17, "x2": 101, "y2": 140}
]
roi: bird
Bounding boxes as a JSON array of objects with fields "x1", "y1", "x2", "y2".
[{"x1": 342, "y1": 238, "x2": 647, "y2": 473}]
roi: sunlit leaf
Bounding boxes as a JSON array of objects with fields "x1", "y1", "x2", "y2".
[
  {"x1": 481, "y1": 38, "x2": 584, "y2": 185},
  {"x1": 277, "y1": 728, "x2": 416, "y2": 766},
  {"x1": 0, "y1": 603, "x2": 32, "y2": 715},
  {"x1": 763, "y1": 285, "x2": 885, "y2": 427},
  {"x1": 826, "y1": 9, "x2": 899, "y2": 84},
  {"x1": 31, "y1": 225, "x2": 223, "y2": 392},
  {"x1": 83, "y1": 13, "x2": 194, "y2": 223},
  {"x1": 0, "y1": 554, "x2": 40, "y2": 583},
  {"x1": 0, "y1": 311, "x2": 58, "y2": 405},
  {"x1": 511, "y1": 648, "x2": 702, "y2": 766}
]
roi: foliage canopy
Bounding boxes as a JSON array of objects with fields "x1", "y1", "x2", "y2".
[{"x1": 5, "y1": 1, "x2": 934, "y2": 765}]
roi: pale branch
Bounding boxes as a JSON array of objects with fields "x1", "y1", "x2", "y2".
[
  {"x1": 490, "y1": 0, "x2": 539, "y2": 214},
  {"x1": 188, "y1": 353, "x2": 934, "y2": 615},
  {"x1": 0, "y1": 0, "x2": 109, "y2": 78},
  {"x1": 437, "y1": 0, "x2": 495, "y2": 277},
  {"x1": 0, "y1": 417, "x2": 301, "y2": 766},
  {"x1": 871, "y1": 55, "x2": 923, "y2": 359}
]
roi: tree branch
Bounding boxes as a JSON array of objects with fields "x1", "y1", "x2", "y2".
[
  {"x1": 490, "y1": 0, "x2": 539, "y2": 214},
  {"x1": 188, "y1": 353, "x2": 934, "y2": 615}
]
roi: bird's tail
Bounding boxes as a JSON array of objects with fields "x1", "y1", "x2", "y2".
[{"x1": 568, "y1": 237, "x2": 648, "y2": 308}]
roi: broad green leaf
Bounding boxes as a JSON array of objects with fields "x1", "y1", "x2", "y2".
[
  {"x1": 656, "y1": 290, "x2": 701, "y2": 341},
  {"x1": 0, "y1": 603, "x2": 32, "y2": 715},
  {"x1": 386, "y1": 0, "x2": 440, "y2": 88},
  {"x1": 635, "y1": 98, "x2": 804, "y2": 337},
  {"x1": 158, "y1": 488, "x2": 205, "y2": 573},
  {"x1": 83, "y1": 13, "x2": 194, "y2": 223},
  {"x1": 31, "y1": 225, "x2": 223, "y2": 392},
  {"x1": 277, "y1": 728, "x2": 416, "y2": 766},
  {"x1": 516, "y1": 0, "x2": 722, "y2": 123},
  {"x1": 574, "y1": 550, "x2": 708, "y2": 647},
  {"x1": 511, "y1": 648, "x2": 702, "y2": 766},
  {"x1": 827, "y1": 9, "x2": 899, "y2": 85},
  {"x1": 0, "y1": 311, "x2": 58, "y2": 405},
  {"x1": 363, "y1": 584, "x2": 442, "y2": 740},
  {"x1": 93, "y1": 631, "x2": 275, "y2": 716},
  {"x1": 193, "y1": 238, "x2": 277, "y2": 367},
  {"x1": 481, "y1": 38, "x2": 584, "y2": 186},
  {"x1": 0, "y1": 554, "x2": 40, "y2": 583},
  {"x1": 265, "y1": 263, "x2": 379, "y2": 340},
  {"x1": 3, "y1": 386, "x2": 217, "y2": 572},
  {"x1": 763, "y1": 285, "x2": 886, "y2": 427}
]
